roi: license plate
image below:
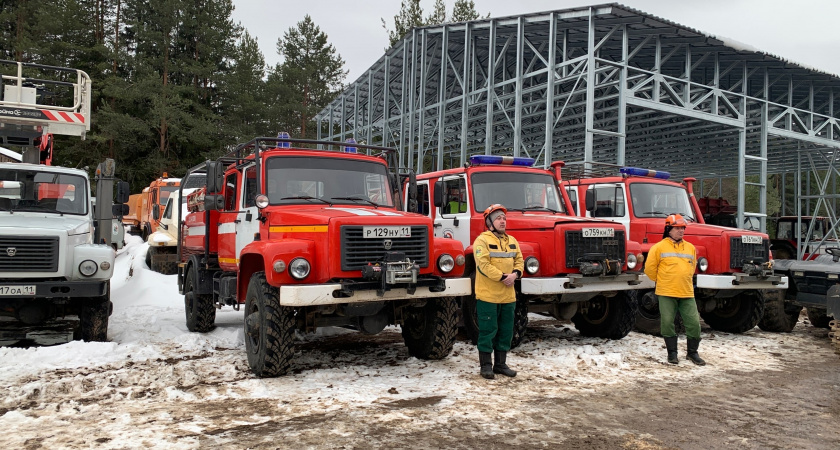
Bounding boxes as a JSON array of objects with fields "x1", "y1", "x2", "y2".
[
  {"x1": 363, "y1": 226, "x2": 411, "y2": 238},
  {"x1": 582, "y1": 227, "x2": 614, "y2": 238},
  {"x1": 0, "y1": 285, "x2": 36, "y2": 296},
  {"x1": 741, "y1": 235, "x2": 763, "y2": 244}
]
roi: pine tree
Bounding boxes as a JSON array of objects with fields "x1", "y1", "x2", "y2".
[
  {"x1": 382, "y1": 0, "x2": 424, "y2": 48},
  {"x1": 426, "y1": 0, "x2": 447, "y2": 25},
  {"x1": 272, "y1": 15, "x2": 346, "y2": 139},
  {"x1": 452, "y1": 0, "x2": 486, "y2": 22}
]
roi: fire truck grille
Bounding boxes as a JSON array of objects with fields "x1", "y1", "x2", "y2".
[
  {"x1": 729, "y1": 237, "x2": 770, "y2": 269},
  {"x1": 0, "y1": 236, "x2": 60, "y2": 273},
  {"x1": 340, "y1": 226, "x2": 429, "y2": 271},
  {"x1": 565, "y1": 230, "x2": 626, "y2": 268}
]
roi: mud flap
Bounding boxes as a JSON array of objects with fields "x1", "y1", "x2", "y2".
[{"x1": 827, "y1": 285, "x2": 840, "y2": 318}]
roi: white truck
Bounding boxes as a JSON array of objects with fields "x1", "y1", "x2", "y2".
[{"x1": 146, "y1": 188, "x2": 195, "y2": 274}]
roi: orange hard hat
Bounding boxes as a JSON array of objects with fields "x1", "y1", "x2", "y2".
[
  {"x1": 665, "y1": 214, "x2": 688, "y2": 227},
  {"x1": 483, "y1": 204, "x2": 507, "y2": 229}
]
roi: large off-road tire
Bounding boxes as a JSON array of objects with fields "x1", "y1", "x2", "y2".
[
  {"x1": 758, "y1": 289, "x2": 801, "y2": 332},
  {"x1": 244, "y1": 272, "x2": 296, "y2": 377},
  {"x1": 462, "y1": 295, "x2": 529, "y2": 349},
  {"x1": 401, "y1": 297, "x2": 458, "y2": 359},
  {"x1": 633, "y1": 289, "x2": 685, "y2": 336},
  {"x1": 79, "y1": 292, "x2": 112, "y2": 342},
  {"x1": 184, "y1": 267, "x2": 216, "y2": 332},
  {"x1": 149, "y1": 247, "x2": 178, "y2": 275},
  {"x1": 806, "y1": 307, "x2": 832, "y2": 329},
  {"x1": 572, "y1": 291, "x2": 638, "y2": 340},
  {"x1": 700, "y1": 290, "x2": 766, "y2": 333}
]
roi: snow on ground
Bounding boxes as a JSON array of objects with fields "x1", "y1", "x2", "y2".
[{"x1": 0, "y1": 235, "x2": 835, "y2": 448}]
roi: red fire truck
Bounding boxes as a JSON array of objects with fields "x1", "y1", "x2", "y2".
[
  {"x1": 411, "y1": 155, "x2": 649, "y2": 346},
  {"x1": 177, "y1": 137, "x2": 470, "y2": 377},
  {"x1": 562, "y1": 164, "x2": 787, "y2": 334}
]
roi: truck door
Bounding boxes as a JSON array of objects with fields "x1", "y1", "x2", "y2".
[
  {"x1": 584, "y1": 183, "x2": 630, "y2": 234},
  {"x1": 435, "y1": 176, "x2": 471, "y2": 246},
  {"x1": 235, "y1": 164, "x2": 260, "y2": 260},
  {"x1": 217, "y1": 171, "x2": 240, "y2": 271}
]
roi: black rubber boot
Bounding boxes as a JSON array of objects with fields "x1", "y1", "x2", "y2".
[
  {"x1": 687, "y1": 338, "x2": 706, "y2": 366},
  {"x1": 493, "y1": 350, "x2": 517, "y2": 377},
  {"x1": 479, "y1": 351, "x2": 495, "y2": 379},
  {"x1": 664, "y1": 336, "x2": 679, "y2": 364}
]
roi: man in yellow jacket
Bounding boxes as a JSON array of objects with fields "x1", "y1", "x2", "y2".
[
  {"x1": 644, "y1": 214, "x2": 706, "y2": 365},
  {"x1": 473, "y1": 204, "x2": 524, "y2": 379}
]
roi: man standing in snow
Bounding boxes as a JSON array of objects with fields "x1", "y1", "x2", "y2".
[
  {"x1": 644, "y1": 214, "x2": 706, "y2": 366},
  {"x1": 473, "y1": 204, "x2": 524, "y2": 379}
]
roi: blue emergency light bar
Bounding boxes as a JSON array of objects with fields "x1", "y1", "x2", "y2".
[
  {"x1": 344, "y1": 138, "x2": 358, "y2": 153},
  {"x1": 620, "y1": 166, "x2": 671, "y2": 180},
  {"x1": 277, "y1": 131, "x2": 291, "y2": 148},
  {"x1": 469, "y1": 155, "x2": 535, "y2": 167}
]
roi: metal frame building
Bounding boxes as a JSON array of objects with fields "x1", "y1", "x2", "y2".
[{"x1": 315, "y1": 3, "x2": 840, "y2": 258}]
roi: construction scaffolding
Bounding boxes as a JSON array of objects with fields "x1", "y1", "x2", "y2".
[{"x1": 315, "y1": 3, "x2": 840, "y2": 253}]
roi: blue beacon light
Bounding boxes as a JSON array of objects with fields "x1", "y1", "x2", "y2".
[
  {"x1": 344, "y1": 138, "x2": 358, "y2": 153},
  {"x1": 620, "y1": 166, "x2": 671, "y2": 180},
  {"x1": 277, "y1": 131, "x2": 291, "y2": 148},
  {"x1": 469, "y1": 155, "x2": 536, "y2": 166}
]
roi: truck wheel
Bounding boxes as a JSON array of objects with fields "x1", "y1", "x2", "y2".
[
  {"x1": 806, "y1": 307, "x2": 832, "y2": 329},
  {"x1": 150, "y1": 247, "x2": 178, "y2": 275},
  {"x1": 184, "y1": 268, "x2": 215, "y2": 332},
  {"x1": 758, "y1": 289, "x2": 801, "y2": 332},
  {"x1": 700, "y1": 290, "x2": 766, "y2": 333},
  {"x1": 401, "y1": 297, "x2": 458, "y2": 359},
  {"x1": 79, "y1": 292, "x2": 112, "y2": 342},
  {"x1": 771, "y1": 243, "x2": 796, "y2": 260},
  {"x1": 572, "y1": 291, "x2": 638, "y2": 339},
  {"x1": 634, "y1": 290, "x2": 685, "y2": 336},
  {"x1": 244, "y1": 272, "x2": 295, "y2": 377},
  {"x1": 462, "y1": 295, "x2": 528, "y2": 349}
]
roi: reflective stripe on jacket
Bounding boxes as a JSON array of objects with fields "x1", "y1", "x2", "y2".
[
  {"x1": 644, "y1": 237, "x2": 696, "y2": 298},
  {"x1": 473, "y1": 230, "x2": 524, "y2": 304}
]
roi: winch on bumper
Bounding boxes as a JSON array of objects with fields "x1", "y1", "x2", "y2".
[
  {"x1": 696, "y1": 258, "x2": 788, "y2": 289},
  {"x1": 276, "y1": 252, "x2": 471, "y2": 307}
]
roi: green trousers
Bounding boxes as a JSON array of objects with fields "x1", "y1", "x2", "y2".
[
  {"x1": 658, "y1": 295, "x2": 702, "y2": 340},
  {"x1": 476, "y1": 300, "x2": 515, "y2": 353}
]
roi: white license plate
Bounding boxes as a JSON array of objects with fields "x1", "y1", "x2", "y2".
[
  {"x1": 363, "y1": 226, "x2": 411, "y2": 238},
  {"x1": 0, "y1": 285, "x2": 36, "y2": 296},
  {"x1": 582, "y1": 227, "x2": 615, "y2": 238},
  {"x1": 741, "y1": 235, "x2": 763, "y2": 244}
]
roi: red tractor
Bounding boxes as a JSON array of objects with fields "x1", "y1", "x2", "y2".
[
  {"x1": 562, "y1": 164, "x2": 787, "y2": 334},
  {"x1": 177, "y1": 137, "x2": 470, "y2": 377},
  {"x1": 411, "y1": 156, "x2": 649, "y2": 346}
]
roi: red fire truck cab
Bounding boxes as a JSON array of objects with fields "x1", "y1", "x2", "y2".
[
  {"x1": 178, "y1": 137, "x2": 470, "y2": 377},
  {"x1": 410, "y1": 155, "x2": 651, "y2": 346},
  {"x1": 562, "y1": 164, "x2": 788, "y2": 334}
]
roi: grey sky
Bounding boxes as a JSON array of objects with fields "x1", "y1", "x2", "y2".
[{"x1": 232, "y1": 0, "x2": 840, "y2": 83}]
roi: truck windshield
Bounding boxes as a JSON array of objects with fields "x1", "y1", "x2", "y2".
[
  {"x1": 159, "y1": 186, "x2": 179, "y2": 206},
  {"x1": 629, "y1": 182, "x2": 695, "y2": 221},
  {"x1": 264, "y1": 156, "x2": 394, "y2": 207},
  {"x1": 471, "y1": 171, "x2": 565, "y2": 213},
  {"x1": 0, "y1": 168, "x2": 88, "y2": 215}
]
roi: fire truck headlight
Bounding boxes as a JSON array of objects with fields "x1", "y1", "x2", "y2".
[
  {"x1": 698, "y1": 257, "x2": 709, "y2": 272},
  {"x1": 255, "y1": 194, "x2": 269, "y2": 209},
  {"x1": 273, "y1": 259, "x2": 286, "y2": 273},
  {"x1": 289, "y1": 258, "x2": 311, "y2": 279},
  {"x1": 437, "y1": 254, "x2": 455, "y2": 273},
  {"x1": 455, "y1": 254, "x2": 465, "y2": 266},
  {"x1": 525, "y1": 256, "x2": 540, "y2": 274},
  {"x1": 79, "y1": 260, "x2": 98, "y2": 277},
  {"x1": 626, "y1": 253, "x2": 638, "y2": 270}
]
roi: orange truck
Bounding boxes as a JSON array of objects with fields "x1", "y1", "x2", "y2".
[{"x1": 122, "y1": 174, "x2": 181, "y2": 239}]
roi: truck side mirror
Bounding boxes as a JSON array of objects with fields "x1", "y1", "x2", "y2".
[
  {"x1": 153, "y1": 204, "x2": 160, "y2": 220},
  {"x1": 112, "y1": 204, "x2": 129, "y2": 217},
  {"x1": 206, "y1": 161, "x2": 223, "y2": 193},
  {"x1": 115, "y1": 181, "x2": 130, "y2": 204},
  {"x1": 433, "y1": 180, "x2": 444, "y2": 207},
  {"x1": 204, "y1": 194, "x2": 224, "y2": 211},
  {"x1": 585, "y1": 189, "x2": 595, "y2": 212}
]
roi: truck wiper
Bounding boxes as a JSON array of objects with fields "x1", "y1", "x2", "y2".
[
  {"x1": 639, "y1": 211, "x2": 668, "y2": 217},
  {"x1": 330, "y1": 196, "x2": 380, "y2": 208},
  {"x1": 521, "y1": 206, "x2": 560, "y2": 213},
  {"x1": 279, "y1": 195, "x2": 332, "y2": 205}
]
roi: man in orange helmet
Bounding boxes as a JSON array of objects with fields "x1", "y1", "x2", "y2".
[
  {"x1": 644, "y1": 214, "x2": 706, "y2": 365},
  {"x1": 473, "y1": 204, "x2": 524, "y2": 379}
]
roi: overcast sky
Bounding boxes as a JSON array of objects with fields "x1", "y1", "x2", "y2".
[{"x1": 232, "y1": 0, "x2": 840, "y2": 84}]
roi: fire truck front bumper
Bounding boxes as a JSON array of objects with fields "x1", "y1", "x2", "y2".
[
  {"x1": 277, "y1": 277, "x2": 472, "y2": 307},
  {"x1": 520, "y1": 273, "x2": 655, "y2": 295},
  {"x1": 695, "y1": 274, "x2": 788, "y2": 289}
]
